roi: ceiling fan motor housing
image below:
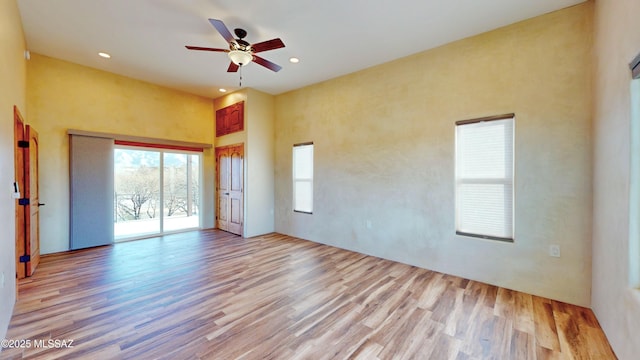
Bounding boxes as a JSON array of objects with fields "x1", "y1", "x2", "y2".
[
  {"x1": 231, "y1": 39, "x2": 251, "y2": 52},
  {"x1": 234, "y1": 28, "x2": 247, "y2": 39}
]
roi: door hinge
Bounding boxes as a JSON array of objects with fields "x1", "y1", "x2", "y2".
[
  {"x1": 19, "y1": 255, "x2": 30, "y2": 263},
  {"x1": 17, "y1": 140, "x2": 29, "y2": 148},
  {"x1": 18, "y1": 198, "x2": 30, "y2": 206}
]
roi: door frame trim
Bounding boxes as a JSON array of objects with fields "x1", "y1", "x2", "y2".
[{"x1": 14, "y1": 106, "x2": 26, "y2": 285}]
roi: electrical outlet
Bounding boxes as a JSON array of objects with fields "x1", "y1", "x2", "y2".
[
  {"x1": 366, "y1": 220, "x2": 372, "y2": 229},
  {"x1": 549, "y1": 245, "x2": 561, "y2": 258}
]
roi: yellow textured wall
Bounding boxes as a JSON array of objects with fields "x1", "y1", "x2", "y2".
[
  {"x1": 275, "y1": 3, "x2": 593, "y2": 305},
  {"x1": 592, "y1": 0, "x2": 640, "y2": 358},
  {"x1": 27, "y1": 54, "x2": 215, "y2": 254},
  {"x1": 213, "y1": 88, "x2": 276, "y2": 237},
  {"x1": 0, "y1": 0, "x2": 27, "y2": 341},
  {"x1": 245, "y1": 88, "x2": 275, "y2": 237}
]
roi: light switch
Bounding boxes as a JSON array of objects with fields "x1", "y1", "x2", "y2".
[{"x1": 12, "y1": 182, "x2": 20, "y2": 198}]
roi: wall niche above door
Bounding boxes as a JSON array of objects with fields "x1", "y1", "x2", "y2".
[{"x1": 216, "y1": 101, "x2": 244, "y2": 137}]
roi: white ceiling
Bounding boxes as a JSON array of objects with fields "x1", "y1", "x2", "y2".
[{"x1": 17, "y1": 0, "x2": 585, "y2": 99}]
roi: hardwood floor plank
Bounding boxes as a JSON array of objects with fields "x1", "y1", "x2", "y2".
[
  {"x1": 458, "y1": 303, "x2": 495, "y2": 358},
  {"x1": 513, "y1": 291, "x2": 535, "y2": 334},
  {"x1": 416, "y1": 272, "x2": 447, "y2": 309},
  {"x1": 510, "y1": 329, "x2": 536, "y2": 360},
  {"x1": 347, "y1": 339, "x2": 384, "y2": 360},
  {"x1": 428, "y1": 333, "x2": 463, "y2": 360},
  {"x1": 1, "y1": 230, "x2": 616, "y2": 360},
  {"x1": 533, "y1": 295, "x2": 561, "y2": 352},
  {"x1": 443, "y1": 288, "x2": 465, "y2": 336},
  {"x1": 454, "y1": 281, "x2": 487, "y2": 340},
  {"x1": 359, "y1": 283, "x2": 409, "y2": 329},
  {"x1": 375, "y1": 308, "x2": 442, "y2": 359},
  {"x1": 536, "y1": 345, "x2": 565, "y2": 360}
]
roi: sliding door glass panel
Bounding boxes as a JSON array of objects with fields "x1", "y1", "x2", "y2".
[
  {"x1": 114, "y1": 149, "x2": 161, "y2": 239},
  {"x1": 114, "y1": 147, "x2": 201, "y2": 241},
  {"x1": 163, "y1": 153, "x2": 200, "y2": 231}
]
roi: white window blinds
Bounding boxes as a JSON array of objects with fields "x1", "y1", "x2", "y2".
[
  {"x1": 293, "y1": 143, "x2": 313, "y2": 213},
  {"x1": 455, "y1": 116, "x2": 514, "y2": 241}
]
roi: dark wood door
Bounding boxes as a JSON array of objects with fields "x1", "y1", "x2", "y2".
[{"x1": 215, "y1": 144, "x2": 243, "y2": 235}]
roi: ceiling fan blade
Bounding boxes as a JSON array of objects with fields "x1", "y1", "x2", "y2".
[
  {"x1": 209, "y1": 19, "x2": 235, "y2": 43},
  {"x1": 251, "y1": 38, "x2": 285, "y2": 53},
  {"x1": 227, "y1": 62, "x2": 239, "y2": 72},
  {"x1": 253, "y1": 55, "x2": 282, "y2": 72},
  {"x1": 185, "y1": 46, "x2": 228, "y2": 52}
]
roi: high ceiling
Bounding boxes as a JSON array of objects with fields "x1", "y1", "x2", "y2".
[{"x1": 17, "y1": 0, "x2": 585, "y2": 99}]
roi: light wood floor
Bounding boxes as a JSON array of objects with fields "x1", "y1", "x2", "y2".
[{"x1": 2, "y1": 230, "x2": 615, "y2": 359}]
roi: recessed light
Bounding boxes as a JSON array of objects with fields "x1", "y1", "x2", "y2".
[
  {"x1": 219, "y1": 88, "x2": 227, "y2": 93},
  {"x1": 98, "y1": 52, "x2": 111, "y2": 59},
  {"x1": 289, "y1": 57, "x2": 300, "y2": 64}
]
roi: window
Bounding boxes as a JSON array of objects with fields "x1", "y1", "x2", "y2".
[
  {"x1": 293, "y1": 142, "x2": 313, "y2": 213},
  {"x1": 455, "y1": 114, "x2": 514, "y2": 241}
]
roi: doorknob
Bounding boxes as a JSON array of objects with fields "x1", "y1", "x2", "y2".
[{"x1": 37, "y1": 203, "x2": 45, "y2": 207}]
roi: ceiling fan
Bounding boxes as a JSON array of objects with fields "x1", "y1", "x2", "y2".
[{"x1": 186, "y1": 19, "x2": 285, "y2": 72}]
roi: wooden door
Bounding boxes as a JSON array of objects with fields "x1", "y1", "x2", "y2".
[
  {"x1": 216, "y1": 144, "x2": 243, "y2": 235},
  {"x1": 24, "y1": 125, "x2": 40, "y2": 276},
  {"x1": 14, "y1": 107, "x2": 26, "y2": 280}
]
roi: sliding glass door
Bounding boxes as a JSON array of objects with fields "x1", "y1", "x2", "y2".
[
  {"x1": 163, "y1": 152, "x2": 200, "y2": 231},
  {"x1": 114, "y1": 147, "x2": 201, "y2": 240}
]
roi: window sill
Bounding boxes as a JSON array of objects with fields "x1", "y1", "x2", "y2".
[{"x1": 456, "y1": 231, "x2": 514, "y2": 243}]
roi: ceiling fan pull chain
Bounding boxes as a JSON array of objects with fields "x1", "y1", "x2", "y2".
[{"x1": 239, "y1": 66, "x2": 243, "y2": 87}]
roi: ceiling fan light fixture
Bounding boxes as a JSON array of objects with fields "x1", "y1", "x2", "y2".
[{"x1": 228, "y1": 50, "x2": 252, "y2": 66}]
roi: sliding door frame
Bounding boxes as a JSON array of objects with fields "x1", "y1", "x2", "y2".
[{"x1": 114, "y1": 145, "x2": 203, "y2": 241}]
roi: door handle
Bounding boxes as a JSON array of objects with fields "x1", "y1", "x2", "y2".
[
  {"x1": 224, "y1": 192, "x2": 229, "y2": 195},
  {"x1": 37, "y1": 203, "x2": 45, "y2": 207}
]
